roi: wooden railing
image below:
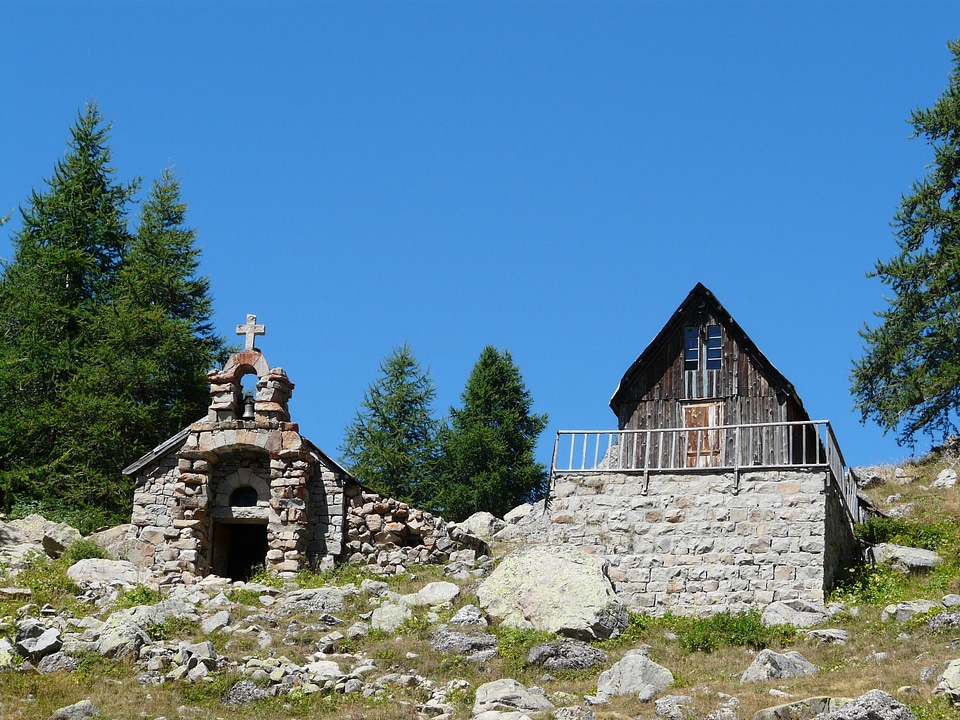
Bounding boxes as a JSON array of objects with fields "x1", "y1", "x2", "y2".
[{"x1": 551, "y1": 420, "x2": 857, "y2": 523}]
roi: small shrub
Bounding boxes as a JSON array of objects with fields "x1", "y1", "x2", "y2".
[
  {"x1": 226, "y1": 587, "x2": 262, "y2": 606},
  {"x1": 857, "y1": 517, "x2": 955, "y2": 553},
  {"x1": 830, "y1": 562, "x2": 913, "y2": 606},
  {"x1": 117, "y1": 584, "x2": 161, "y2": 608},
  {"x1": 61, "y1": 538, "x2": 107, "y2": 564},
  {"x1": 145, "y1": 616, "x2": 199, "y2": 641},
  {"x1": 665, "y1": 610, "x2": 794, "y2": 653},
  {"x1": 598, "y1": 612, "x2": 661, "y2": 649}
]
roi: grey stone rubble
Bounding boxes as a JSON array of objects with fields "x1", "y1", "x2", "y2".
[{"x1": 810, "y1": 689, "x2": 915, "y2": 720}]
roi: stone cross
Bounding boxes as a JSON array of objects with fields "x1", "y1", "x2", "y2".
[{"x1": 236, "y1": 314, "x2": 265, "y2": 351}]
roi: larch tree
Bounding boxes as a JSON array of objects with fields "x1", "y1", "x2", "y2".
[
  {"x1": 852, "y1": 38, "x2": 960, "y2": 446},
  {"x1": 436, "y1": 346, "x2": 548, "y2": 521},
  {"x1": 339, "y1": 343, "x2": 440, "y2": 506},
  {"x1": 0, "y1": 103, "x2": 227, "y2": 530}
]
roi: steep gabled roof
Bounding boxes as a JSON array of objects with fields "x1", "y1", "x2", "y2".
[{"x1": 609, "y1": 282, "x2": 808, "y2": 417}]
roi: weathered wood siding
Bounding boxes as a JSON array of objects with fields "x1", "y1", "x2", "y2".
[{"x1": 615, "y1": 307, "x2": 807, "y2": 466}]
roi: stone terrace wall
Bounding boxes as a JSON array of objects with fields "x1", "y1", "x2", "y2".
[
  {"x1": 344, "y1": 482, "x2": 488, "y2": 574},
  {"x1": 545, "y1": 470, "x2": 831, "y2": 614}
]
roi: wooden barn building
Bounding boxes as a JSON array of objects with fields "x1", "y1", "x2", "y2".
[{"x1": 547, "y1": 283, "x2": 860, "y2": 614}]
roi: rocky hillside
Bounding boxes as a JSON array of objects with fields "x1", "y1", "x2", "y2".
[{"x1": 2, "y1": 450, "x2": 960, "y2": 720}]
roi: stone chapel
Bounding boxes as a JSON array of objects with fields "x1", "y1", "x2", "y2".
[
  {"x1": 124, "y1": 315, "x2": 348, "y2": 581},
  {"x1": 125, "y1": 315, "x2": 480, "y2": 583}
]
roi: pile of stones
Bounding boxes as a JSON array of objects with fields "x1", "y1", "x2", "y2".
[{"x1": 344, "y1": 484, "x2": 489, "y2": 573}]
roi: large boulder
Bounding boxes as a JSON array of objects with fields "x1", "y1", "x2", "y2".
[
  {"x1": 459, "y1": 511, "x2": 507, "y2": 541},
  {"x1": 66, "y1": 558, "x2": 152, "y2": 589},
  {"x1": 430, "y1": 624, "x2": 498, "y2": 662},
  {"x1": 596, "y1": 648, "x2": 674, "y2": 701},
  {"x1": 7, "y1": 514, "x2": 81, "y2": 550},
  {"x1": 881, "y1": 599, "x2": 941, "y2": 624},
  {"x1": 753, "y1": 697, "x2": 854, "y2": 720},
  {"x1": 810, "y1": 689, "x2": 915, "y2": 720},
  {"x1": 740, "y1": 650, "x2": 817, "y2": 683},
  {"x1": 527, "y1": 639, "x2": 607, "y2": 671},
  {"x1": 473, "y1": 678, "x2": 555, "y2": 716},
  {"x1": 938, "y1": 658, "x2": 960, "y2": 701},
  {"x1": 762, "y1": 600, "x2": 827, "y2": 628},
  {"x1": 870, "y1": 544, "x2": 942, "y2": 574},
  {"x1": 477, "y1": 544, "x2": 629, "y2": 640}
]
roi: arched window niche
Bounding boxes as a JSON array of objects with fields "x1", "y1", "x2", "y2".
[{"x1": 230, "y1": 485, "x2": 259, "y2": 507}]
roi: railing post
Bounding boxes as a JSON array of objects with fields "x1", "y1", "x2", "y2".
[{"x1": 733, "y1": 425, "x2": 740, "y2": 494}]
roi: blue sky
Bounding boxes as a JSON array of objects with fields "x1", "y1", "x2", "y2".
[{"x1": 2, "y1": 1, "x2": 958, "y2": 471}]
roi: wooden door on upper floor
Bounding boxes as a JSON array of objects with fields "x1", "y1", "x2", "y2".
[{"x1": 684, "y1": 401, "x2": 723, "y2": 468}]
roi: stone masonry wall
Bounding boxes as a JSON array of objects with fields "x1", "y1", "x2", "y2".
[
  {"x1": 546, "y1": 470, "x2": 830, "y2": 614},
  {"x1": 343, "y1": 482, "x2": 488, "y2": 574},
  {"x1": 129, "y1": 452, "x2": 183, "y2": 572}
]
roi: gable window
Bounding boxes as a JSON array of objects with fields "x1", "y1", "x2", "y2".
[
  {"x1": 706, "y1": 325, "x2": 722, "y2": 370},
  {"x1": 684, "y1": 327, "x2": 699, "y2": 371}
]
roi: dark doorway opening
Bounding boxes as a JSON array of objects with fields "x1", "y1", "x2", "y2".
[{"x1": 211, "y1": 523, "x2": 268, "y2": 581}]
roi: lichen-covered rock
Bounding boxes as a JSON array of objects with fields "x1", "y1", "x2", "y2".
[
  {"x1": 752, "y1": 696, "x2": 853, "y2": 720},
  {"x1": 810, "y1": 689, "x2": 915, "y2": 720},
  {"x1": 596, "y1": 648, "x2": 674, "y2": 701},
  {"x1": 473, "y1": 678, "x2": 555, "y2": 716},
  {"x1": 527, "y1": 639, "x2": 607, "y2": 671},
  {"x1": 430, "y1": 624, "x2": 498, "y2": 661},
  {"x1": 48, "y1": 698, "x2": 98, "y2": 720},
  {"x1": 477, "y1": 544, "x2": 629, "y2": 640},
  {"x1": 66, "y1": 558, "x2": 151, "y2": 589},
  {"x1": 370, "y1": 601, "x2": 412, "y2": 632},
  {"x1": 740, "y1": 650, "x2": 817, "y2": 683},
  {"x1": 881, "y1": 599, "x2": 941, "y2": 624},
  {"x1": 871, "y1": 544, "x2": 942, "y2": 574},
  {"x1": 762, "y1": 600, "x2": 827, "y2": 628}
]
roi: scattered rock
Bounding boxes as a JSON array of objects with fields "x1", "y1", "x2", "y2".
[
  {"x1": 527, "y1": 639, "x2": 607, "y2": 671},
  {"x1": 48, "y1": 698, "x2": 98, "y2": 720},
  {"x1": 473, "y1": 678, "x2": 555, "y2": 716},
  {"x1": 810, "y1": 689, "x2": 915, "y2": 720},
  {"x1": 851, "y1": 467, "x2": 886, "y2": 490},
  {"x1": 37, "y1": 651, "x2": 79, "y2": 673},
  {"x1": 752, "y1": 696, "x2": 853, "y2": 720},
  {"x1": 762, "y1": 600, "x2": 827, "y2": 628},
  {"x1": 459, "y1": 511, "x2": 507, "y2": 540},
  {"x1": 450, "y1": 603, "x2": 488, "y2": 627},
  {"x1": 870, "y1": 544, "x2": 942, "y2": 574},
  {"x1": 927, "y1": 610, "x2": 960, "y2": 633},
  {"x1": 938, "y1": 658, "x2": 960, "y2": 701},
  {"x1": 596, "y1": 647, "x2": 674, "y2": 701},
  {"x1": 805, "y1": 629, "x2": 850, "y2": 644},
  {"x1": 655, "y1": 694, "x2": 695, "y2": 719},
  {"x1": 15, "y1": 619, "x2": 62, "y2": 662},
  {"x1": 201, "y1": 610, "x2": 231, "y2": 635},
  {"x1": 933, "y1": 469, "x2": 958, "y2": 489},
  {"x1": 881, "y1": 600, "x2": 941, "y2": 624},
  {"x1": 66, "y1": 558, "x2": 151, "y2": 589},
  {"x1": 430, "y1": 624, "x2": 498, "y2": 662},
  {"x1": 370, "y1": 601, "x2": 412, "y2": 632},
  {"x1": 414, "y1": 581, "x2": 460, "y2": 607},
  {"x1": 740, "y1": 650, "x2": 817, "y2": 683},
  {"x1": 477, "y1": 544, "x2": 629, "y2": 640},
  {"x1": 221, "y1": 679, "x2": 270, "y2": 705}
]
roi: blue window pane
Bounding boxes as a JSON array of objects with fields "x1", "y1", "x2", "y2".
[
  {"x1": 706, "y1": 326, "x2": 722, "y2": 369},
  {"x1": 684, "y1": 327, "x2": 699, "y2": 370}
]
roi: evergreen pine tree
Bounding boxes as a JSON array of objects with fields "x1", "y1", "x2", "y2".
[
  {"x1": 852, "y1": 39, "x2": 960, "y2": 445},
  {"x1": 437, "y1": 346, "x2": 548, "y2": 520},
  {"x1": 339, "y1": 343, "x2": 439, "y2": 505}
]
